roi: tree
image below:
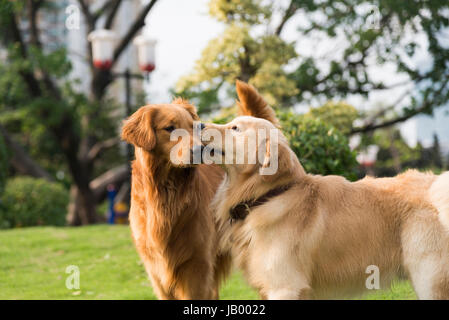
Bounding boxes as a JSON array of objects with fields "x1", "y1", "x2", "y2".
[
  {"x1": 430, "y1": 134, "x2": 443, "y2": 169},
  {"x1": 0, "y1": 0, "x2": 159, "y2": 225},
  {"x1": 176, "y1": 0, "x2": 297, "y2": 112},
  {"x1": 176, "y1": 0, "x2": 449, "y2": 133},
  {"x1": 369, "y1": 129, "x2": 421, "y2": 176},
  {"x1": 446, "y1": 153, "x2": 449, "y2": 171},
  {"x1": 278, "y1": 110, "x2": 358, "y2": 179},
  {"x1": 305, "y1": 102, "x2": 359, "y2": 135},
  {"x1": 357, "y1": 128, "x2": 447, "y2": 177},
  {"x1": 0, "y1": 132, "x2": 7, "y2": 195},
  {"x1": 291, "y1": 0, "x2": 449, "y2": 134}
]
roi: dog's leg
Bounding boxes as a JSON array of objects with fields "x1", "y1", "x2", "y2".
[
  {"x1": 211, "y1": 252, "x2": 233, "y2": 300},
  {"x1": 173, "y1": 259, "x2": 215, "y2": 300},
  {"x1": 252, "y1": 232, "x2": 313, "y2": 300},
  {"x1": 133, "y1": 241, "x2": 170, "y2": 299},
  {"x1": 261, "y1": 270, "x2": 312, "y2": 300},
  {"x1": 149, "y1": 273, "x2": 174, "y2": 300},
  {"x1": 432, "y1": 276, "x2": 449, "y2": 300},
  {"x1": 402, "y1": 212, "x2": 449, "y2": 300},
  {"x1": 135, "y1": 245, "x2": 175, "y2": 299},
  {"x1": 407, "y1": 255, "x2": 448, "y2": 300}
]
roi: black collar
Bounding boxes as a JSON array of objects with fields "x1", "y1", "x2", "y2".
[{"x1": 229, "y1": 183, "x2": 295, "y2": 224}]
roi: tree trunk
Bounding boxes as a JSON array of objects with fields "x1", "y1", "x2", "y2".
[
  {"x1": 67, "y1": 185, "x2": 101, "y2": 226},
  {"x1": 0, "y1": 124, "x2": 53, "y2": 181},
  {"x1": 64, "y1": 147, "x2": 101, "y2": 225},
  {"x1": 66, "y1": 165, "x2": 129, "y2": 225}
]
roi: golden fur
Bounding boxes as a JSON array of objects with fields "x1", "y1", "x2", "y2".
[
  {"x1": 121, "y1": 100, "x2": 230, "y2": 300},
  {"x1": 206, "y1": 82, "x2": 449, "y2": 300}
]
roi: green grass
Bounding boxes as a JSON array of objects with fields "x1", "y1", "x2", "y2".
[{"x1": 0, "y1": 225, "x2": 415, "y2": 300}]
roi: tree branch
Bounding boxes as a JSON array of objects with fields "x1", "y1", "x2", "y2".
[
  {"x1": 104, "y1": 0, "x2": 122, "y2": 29},
  {"x1": 275, "y1": 0, "x2": 298, "y2": 36},
  {"x1": 8, "y1": 12, "x2": 42, "y2": 97},
  {"x1": 28, "y1": 0, "x2": 44, "y2": 47},
  {"x1": 92, "y1": 0, "x2": 117, "y2": 21},
  {"x1": 361, "y1": 89, "x2": 411, "y2": 126},
  {"x1": 350, "y1": 103, "x2": 429, "y2": 134},
  {"x1": 15, "y1": 2, "x2": 62, "y2": 101},
  {"x1": 87, "y1": 137, "x2": 121, "y2": 161},
  {"x1": 90, "y1": 164, "x2": 130, "y2": 201},
  {"x1": 0, "y1": 124, "x2": 53, "y2": 181},
  {"x1": 350, "y1": 79, "x2": 449, "y2": 134},
  {"x1": 111, "y1": 0, "x2": 159, "y2": 68},
  {"x1": 77, "y1": 0, "x2": 96, "y2": 31}
]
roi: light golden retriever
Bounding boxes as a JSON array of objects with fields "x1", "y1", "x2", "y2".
[
  {"x1": 204, "y1": 82, "x2": 449, "y2": 300},
  {"x1": 121, "y1": 99, "x2": 230, "y2": 299}
]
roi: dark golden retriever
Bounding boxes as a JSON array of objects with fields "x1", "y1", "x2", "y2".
[{"x1": 121, "y1": 99, "x2": 230, "y2": 299}]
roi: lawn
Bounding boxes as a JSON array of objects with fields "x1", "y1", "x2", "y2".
[{"x1": 0, "y1": 225, "x2": 416, "y2": 300}]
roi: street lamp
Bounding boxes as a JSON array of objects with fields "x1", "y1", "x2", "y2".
[
  {"x1": 357, "y1": 145, "x2": 379, "y2": 176},
  {"x1": 87, "y1": 29, "x2": 116, "y2": 70},
  {"x1": 87, "y1": 28, "x2": 157, "y2": 137},
  {"x1": 88, "y1": 30, "x2": 156, "y2": 223},
  {"x1": 133, "y1": 35, "x2": 157, "y2": 73}
]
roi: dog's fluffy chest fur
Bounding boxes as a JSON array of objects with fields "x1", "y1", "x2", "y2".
[{"x1": 127, "y1": 151, "x2": 227, "y2": 299}]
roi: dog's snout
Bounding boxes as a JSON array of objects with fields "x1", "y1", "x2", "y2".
[{"x1": 199, "y1": 123, "x2": 206, "y2": 131}]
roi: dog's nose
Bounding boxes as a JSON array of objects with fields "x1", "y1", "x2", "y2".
[{"x1": 199, "y1": 123, "x2": 206, "y2": 131}]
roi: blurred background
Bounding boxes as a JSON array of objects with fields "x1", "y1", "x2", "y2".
[
  {"x1": 0, "y1": 0, "x2": 448, "y2": 299},
  {"x1": 2, "y1": 0, "x2": 448, "y2": 227}
]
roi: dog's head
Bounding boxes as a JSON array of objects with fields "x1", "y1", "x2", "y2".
[
  {"x1": 202, "y1": 116, "x2": 298, "y2": 180},
  {"x1": 201, "y1": 81, "x2": 300, "y2": 180},
  {"x1": 121, "y1": 98, "x2": 203, "y2": 166}
]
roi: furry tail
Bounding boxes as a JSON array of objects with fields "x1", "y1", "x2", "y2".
[{"x1": 429, "y1": 171, "x2": 449, "y2": 232}]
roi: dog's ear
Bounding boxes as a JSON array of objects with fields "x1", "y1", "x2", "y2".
[
  {"x1": 121, "y1": 107, "x2": 157, "y2": 151},
  {"x1": 172, "y1": 97, "x2": 200, "y2": 121},
  {"x1": 236, "y1": 80, "x2": 280, "y2": 127}
]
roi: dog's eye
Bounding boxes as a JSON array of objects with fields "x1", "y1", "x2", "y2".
[
  {"x1": 231, "y1": 126, "x2": 239, "y2": 131},
  {"x1": 163, "y1": 125, "x2": 175, "y2": 132}
]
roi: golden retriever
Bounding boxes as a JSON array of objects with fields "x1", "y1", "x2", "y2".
[
  {"x1": 121, "y1": 99, "x2": 230, "y2": 299},
  {"x1": 203, "y1": 82, "x2": 449, "y2": 300}
]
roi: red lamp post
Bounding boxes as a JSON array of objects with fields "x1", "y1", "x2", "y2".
[
  {"x1": 357, "y1": 145, "x2": 379, "y2": 176},
  {"x1": 87, "y1": 28, "x2": 157, "y2": 120},
  {"x1": 87, "y1": 29, "x2": 116, "y2": 70},
  {"x1": 134, "y1": 35, "x2": 157, "y2": 73}
]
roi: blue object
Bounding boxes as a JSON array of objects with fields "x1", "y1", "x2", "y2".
[{"x1": 107, "y1": 185, "x2": 117, "y2": 224}]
